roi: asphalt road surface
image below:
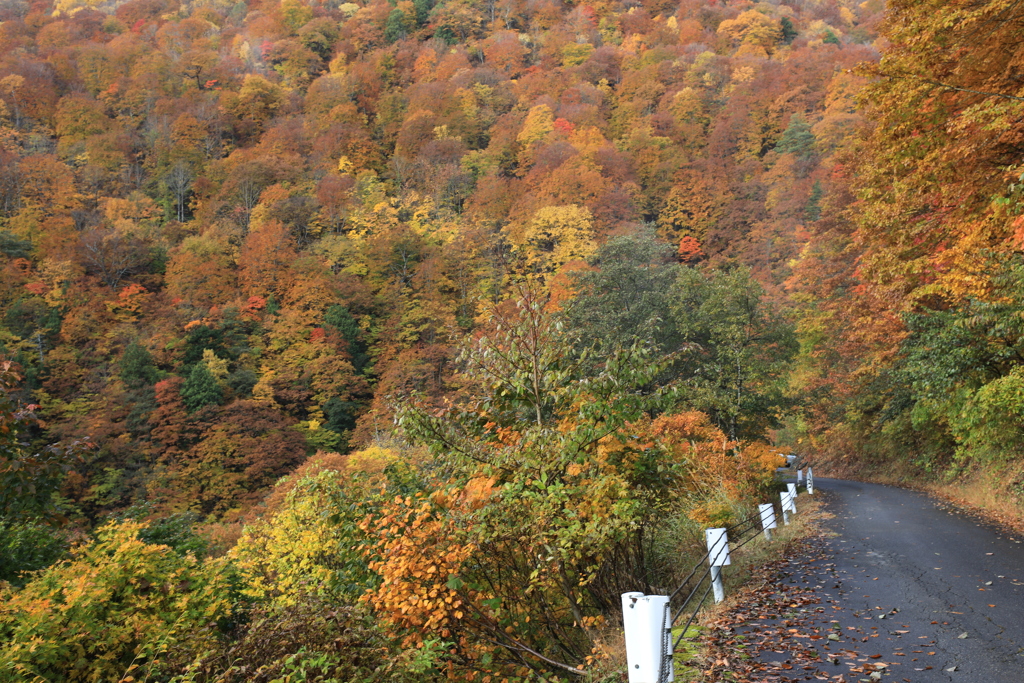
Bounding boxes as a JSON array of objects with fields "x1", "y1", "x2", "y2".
[
  {"x1": 819, "y1": 478, "x2": 1024, "y2": 681},
  {"x1": 724, "y1": 478, "x2": 1024, "y2": 682}
]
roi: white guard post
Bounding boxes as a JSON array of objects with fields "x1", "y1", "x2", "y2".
[
  {"x1": 705, "y1": 527, "x2": 731, "y2": 604},
  {"x1": 786, "y1": 483, "x2": 798, "y2": 514},
  {"x1": 806, "y1": 467, "x2": 814, "y2": 495},
  {"x1": 621, "y1": 592, "x2": 673, "y2": 683},
  {"x1": 759, "y1": 503, "x2": 777, "y2": 541},
  {"x1": 796, "y1": 467, "x2": 804, "y2": 484},
  {"x1": 780, "y1": 491, "x2": 791, "y2": 525}
]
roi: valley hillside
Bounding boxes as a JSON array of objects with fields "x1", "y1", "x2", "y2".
[{"x1": 3, "y1": 0, "x2": 1024, "y2": 679}]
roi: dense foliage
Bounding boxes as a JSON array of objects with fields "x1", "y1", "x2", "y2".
[
  {"x1": 788, "y1": 0, "x2": 1024, "y2": 485},
  {"x1": 0, "y1": 0, "x2": 874, "y2": 524},
  {"x1": 23, "y1": 0, "x2": 1024, "y2": 678}
]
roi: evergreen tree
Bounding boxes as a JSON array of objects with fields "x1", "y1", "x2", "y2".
[
  {"x1": 669, "y1": 267, "x2": 798, "y2": 441},
  {"x1": 120, "y1": 342, "x2": 158, "y2": 388},
  {"x1": 565, "y1": 228, "x2": 679, "y2": 353},
  {"x1": 384, "y1": 8, "x2": 410, "y2": 43},
  {"x1": 324, "y1": 305, "x2": 369, "y2": 373},
  {"x1": 181, "y1": 363, "x2": 222, "y2": 412},
  {"x1": 780, "y1": 16, "x2": 797, "y2": 44},
  {"x1": 413, "y1": 0, "x2": 432, "y2": 26},
  {"x1": 806, "y1": 180, "x2": 824, "y2": 221},
  {"x1": 775, "y1": 114, "x2": 816, "y2": 158}
]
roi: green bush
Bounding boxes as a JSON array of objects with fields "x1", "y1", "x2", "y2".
[{"x1": 0, "y1": 521, "x2": 235, "y2": 682}]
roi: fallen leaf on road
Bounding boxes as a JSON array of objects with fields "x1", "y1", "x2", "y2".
[{"x1": 957, "y1": 632, "x2": 968, "y2": 639}]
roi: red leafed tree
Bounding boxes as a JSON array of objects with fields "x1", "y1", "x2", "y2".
[{"x1": 155, "y1": 400, "x2": 309, "y2": 516}]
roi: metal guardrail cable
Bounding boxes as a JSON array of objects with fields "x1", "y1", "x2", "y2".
[
  {"x1": 669, "y1": 524, "x2": 762, "y2": 652},
  {"x1": 659, "y1": 536, "x2": 736, "y2": 683},
  {"x1": 667, "y1": 509, "x2": 765, "y2": 601},
  {"x1": 672, "y1": 572, "x2": 716, "y2": 651},
  {"x1": 669, "y1": 562, "x2": 714, "y2": 625},
  {"x1": 730, "y1": 525, "x2": 764, "y2": 553},
  {"x1": 624, "y1": 495, "x2": 793, "y2": 677},
  {"x1": 670, "y1": 520, "x2": 758, "y2": 617},
  {"x1": 671, "y1": 515, "x2": 767, "y2": 628},
  {"x1": 674, "y1": 538, "x2": 726, "y2": 616},
  {"x1": 656, "y1": 599, "x2": 672, "y2": 683},
  {"x1": 729, "y1": 520, "x2": 761, "y2": 540},
  {"x1": 668, "y1": 548, "x2": 713, "y2": 601},
  {"x1": 725, "y1": 510, "x2": 762, "y2": 534}
]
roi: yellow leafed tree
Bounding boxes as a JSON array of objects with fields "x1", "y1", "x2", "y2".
[{"x1": 513, "y1": 204, "x2": 597, "y2": 275}]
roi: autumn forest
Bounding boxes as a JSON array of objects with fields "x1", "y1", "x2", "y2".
[{"x1": 2, "y1": 0, "x2": 1024, "y2": 679}]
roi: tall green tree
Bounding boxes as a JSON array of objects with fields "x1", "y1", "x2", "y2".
[
  {"x1": 120, "y1": 342, "x2": 158, "y2": 388},
  {"x1": 881, "y1": 255, "x2": 1024, "y2": 468},
  {"x1": 396, "y1": 293, "x2": 682, "y2": 675},
  {"x1": 564, "y1": 228, "x2": 679, "y2": 353},
  {"x1": 0, "y1": 362, "x2": 84, "y2": 521},
  {"x1": 324, "y1": 305, "x2": 369, "y2": 373},
  {"x1": 181, "y1": 362, "x2": 222, "y2": 413},
  {"x1": 669, "y1": 267, "x2": 797, "y2": 440},
  {"x1": 567, "y1": 242, "x2": 797, "y2": 441}
]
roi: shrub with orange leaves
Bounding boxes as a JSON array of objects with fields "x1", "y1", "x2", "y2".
[
  {"x1": 359, "y1": 476, "x2": 604, "y2": 681},
  {"x1": 647, "y1": 411, "x2": 784, "y2": 518},
  {"x1": 360, "y1": 494, "x2": 478, "y2": 648},
  {"x1": 358, "y1": 480, "x2": 545, "y2": 680}
]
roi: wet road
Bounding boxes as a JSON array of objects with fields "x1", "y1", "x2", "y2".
[
  {"x1": 717, "y1": 478, "x2": 1024, "y2": 682},
  {"x1": 817, "y1": 478, "x2": 1024, "y2": 681}
]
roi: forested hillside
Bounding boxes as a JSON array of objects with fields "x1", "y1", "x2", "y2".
[
  {"x1": 12, "y1": 0, "x2": 1023, "y2": 679},
  {"x1": 0, "y1": 0, "x2": 878, "y2": 526},
  {"x1": 789, "y1": 0, "x2": 1024, "y2": 490}
]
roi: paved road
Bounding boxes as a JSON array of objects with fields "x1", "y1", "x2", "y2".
[
  {"x1": 719, "y1": 478, "x2": 1024, "y2": 682},
  {"x1": 817, "y1": 478, "x2": 1024, "y2": 681}
]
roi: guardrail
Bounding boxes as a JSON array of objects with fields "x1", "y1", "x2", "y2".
[{"x1": 621, "y1": 468, "x2": 813, "y2": 683}]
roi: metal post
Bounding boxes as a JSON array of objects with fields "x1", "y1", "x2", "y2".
[
  {"x1": 807, "y1": 467, "x2": 814, "y2": 495},
  {"x1": 710, "y1": 565, "x2": 724, "y2": 603},
  {"x1": 759, "y1": 502, "x2": 776, "y2": 541},
  {"x1": 621, "y1": 593, "x2": 673, "y2": 683},
  {"x1": 705, "y1": 528, "x2": 731, "y2": 604},
  {"x1": 796, "y1": 467, "x2": 804, "y2": 485},
  {"x1": 781, "y1": 491, "x2": 791, "y2": 525},
  {"x1": 787, "y1": 483, "x2": 798, "y2": 513}
]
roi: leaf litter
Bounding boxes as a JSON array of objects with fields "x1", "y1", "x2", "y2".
[{"x1": 697, "y1": 536, "x2": 910, "y2": 682}]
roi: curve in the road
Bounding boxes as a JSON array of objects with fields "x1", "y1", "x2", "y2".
[
  {"x1": 706, "y1": 478, "x2": 1024, "y2": 683},
  {"x1": 818, "y1": 478, "x2": 1024, "y2": 682}
]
